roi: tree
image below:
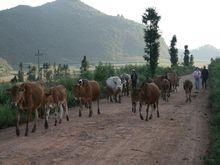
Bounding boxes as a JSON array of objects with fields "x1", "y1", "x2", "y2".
[
  {"x1": 142, "y1": 8, "x2": 161, "y2": 76},
  {"x1": 183, "y1": 45, "x2": 190, "y2": 66},
  {"x1": 189, "y1": 54, "x2": 194, "y2": 66},
  {"x1": 169, "y1": 35, "x2": 178, "y2": 67},
  {"x1": 80, "y1": 55, "x2": 89, "y2": 72}
]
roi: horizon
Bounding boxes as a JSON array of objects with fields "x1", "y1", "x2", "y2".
[{"x1": 0, "y1": 0, "x2": 220, "y2": 50}]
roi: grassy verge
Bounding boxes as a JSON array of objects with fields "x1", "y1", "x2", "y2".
[{"x1": 204, "y1": 58, "x2": 220, "y2": 164}]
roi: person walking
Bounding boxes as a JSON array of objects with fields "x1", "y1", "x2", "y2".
[
  {"x1": 201, "y1": 66, "x2": 209, "y2": 89},
  {"x1": 131, "y1": 69, "x2": 138, "y2": 89},
  {"x1": 193, "y1": 67, "x2": 201, "y2": 93}
]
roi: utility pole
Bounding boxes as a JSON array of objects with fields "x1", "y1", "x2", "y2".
[{"x1": 35, "y1": 49, "x2": 43, "y2": 75}]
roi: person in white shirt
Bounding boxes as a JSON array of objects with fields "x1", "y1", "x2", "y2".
[{"x1": 193, "y1": 67, "x2": 201, "y2": 93}]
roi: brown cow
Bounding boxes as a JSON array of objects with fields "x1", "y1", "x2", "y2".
[
  {"x1": 167, "y1": 72, "x2": 180, "y2": 92},
  {"x1": 73, "y1": 79, "x2": 100, "y2": 117},
  {"x1": 152, "y1": 75, "x2": 166, "y2": 90},
  {"x1": 130, "y1": 88, "x2": 140, "y2": 113},
  {"x1": 44, "y1": 85, "x2": 69, "y2": 129},
  {"x1": 6, "y1": 82, "x2": 45, "y2": 136},
  {"x1": 183, "y1": 80, "x2": 193, "y2": 103},
  {"x1": 131, "y1": 82, "x2": 160, "y2": 121},
  {"x1": 161, "y1": 79, "x2": 171, "y2": 102},
  {"x1": 139, "y1": 82, "x2": 160, "y2": 121}
]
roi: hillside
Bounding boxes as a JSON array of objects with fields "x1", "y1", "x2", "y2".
[
  {"x1": 0, "y1": 0, "x2": 169, "y2": 66},
  {"x1": 191, "y1": 44, "x2": 220, "y2": 60},
  {"x1": 179, "y1": 44, "x2": 220, "y2": 60}
]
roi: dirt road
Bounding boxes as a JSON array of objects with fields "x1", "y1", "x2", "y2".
[{"x1": 0, "y1": 74, "x2": 210, "y2": 165}]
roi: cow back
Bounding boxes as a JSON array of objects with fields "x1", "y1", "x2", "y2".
[
  {"x1": 20, "y1": 82, "x2": 45, "y2": 110},
  {"x1": 140, "y1": 83, "x2": 160, "y2": 104},
  {"x1": 50, "y1": 85, "x2": 67, "y2": 103}
]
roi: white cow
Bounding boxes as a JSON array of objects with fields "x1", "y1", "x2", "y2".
[{"x1": 106, "y1": 76, "x2": 123, "y2": 103}]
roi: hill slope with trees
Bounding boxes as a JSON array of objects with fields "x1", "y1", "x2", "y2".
[{"x1": 0, "y1": 0, "x2": 169, "y2": 66}]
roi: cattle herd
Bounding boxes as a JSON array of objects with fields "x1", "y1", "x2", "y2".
[{"x1": 6, "y1": 71, "x2": 193, "y2": 136}]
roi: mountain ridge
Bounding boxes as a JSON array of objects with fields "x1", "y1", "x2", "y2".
[{"x1": 0, "y1": 0, "x2": 169, "y2": 66}]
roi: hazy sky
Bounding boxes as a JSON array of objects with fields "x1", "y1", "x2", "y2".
[{"x1": 0, "y1": 0, "x2": 219, "y2": 49}]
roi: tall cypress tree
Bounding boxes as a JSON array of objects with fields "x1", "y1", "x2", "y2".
[
  {"x1": 142, "y1": 8, "x2": 161, "y2": 76},
  {"x1": 189, "y1": 54, "x2": 194, "y2": 66},
  {"x1": 183, "y1": 45, "x2": 190, "y2": 66},
  {"x1": 169, "y1": 35, "x2": 178, "y2": 67}
]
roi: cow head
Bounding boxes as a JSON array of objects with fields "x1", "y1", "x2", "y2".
[
  {"x1": 6, "y1": 84, "x2": 24, "y2": 109},
  {"x1": 43, "y1": 91, "x2": 54, "y2": 109},
  {"x1": 73, "y1": 84, "x2": 86, "y2": 100}
]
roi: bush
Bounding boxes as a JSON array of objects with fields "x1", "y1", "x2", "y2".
[
  {"x1": 204, "y1": 58, "x2": 220, "y2": 164},
  {"x1": 0, "y1": 105, "x2": 16, "y2": 129}
]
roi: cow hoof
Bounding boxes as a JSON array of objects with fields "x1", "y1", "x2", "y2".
[
  {"x1": 66, "y1": 116, "x2": 69, "y2": 121},
  {"x1": 59, "y1": 119, "x2": 62, "y2": 124},
  {"x1": 145, "y1": 118, "x2": 148, "y2": 121},
  {"x1": 25, "y1": 132, "x2": 28, "y2": 136},
  {"x1": 98, "y1": 109, "x2": 101, "y2": 115},
  {"x1": 89, "y1": 112, "x2": 93, "y2": 117},
  {"x1": 16, "y1": 129, "x2": 20, "y2": 136},
  {"x1": 44, "y1": 122, "x2": 49, "y2": 129},
  {"x1": 79, "y1": 112, "x2": 82, "y2": 117},
  {"x1": 149, "y1": 115, "x2": 153, "y2": 120},
  {"x1": 157, "y1": 113, "x2": 160, "y2": 118},
  {"x1": 31, "y1": 126, "x2": 36, "y2": 133},
  {"x1": 54, "y1": 120, "x2": 57, "y2": 126},
  {"x1": 140, "y1": 115, "x2": 144, "y2": 120}
]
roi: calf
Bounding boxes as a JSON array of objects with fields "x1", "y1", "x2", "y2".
[
  {"x1": 130, "y1": 88, "x2": 140, "y2": 113},
  {"x1": 6, "y1": 82, "x2": 45, "y2": 136},
  {"x1": 152, "y1": 75, "x2": 166, "y2": 90},
  {"x1": 183, "y1": 80, "x2": 193, "y2": 103},
  {"x1": 139, "y1": 82, "x2": 160, "y2": 121},
  {"x1": 120, "y1": 73, "x2": 131, "y2": 96},
  {"x1": 73, "y1": 79, "x2": 100, "y2": 117},
  {"x1": 167, "y1": 72, "x2": 180, "y2": 92},
  {"x1": 161, "y1": 79, "x2": 171, "y2": 102},
  {"x1": 44, "y1": 85, "x2": 69, "y2": 129}
]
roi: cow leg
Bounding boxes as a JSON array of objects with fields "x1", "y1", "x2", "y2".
[
  {"x1": 54, "y1": 106, "x2": 58, "y2": 126},
  {"x1": 149, "y1": 105, "x2": 153, "y2": 120},
  {"x1": 25, "y1": 111, "x2": 31, "y2": 136},
  {"x1": 89, "y1": 102, "x2": 93, "y2": 117},
  {"x1": 59, "y1": 104, "x2": 64, "y2": 124},
  {"x1": 189, "y1": 91, "x2": 192, "y2": 102},
  {"x1": 139, "y1": 103, "x2": 144, "y2": 120},
  {"x1": 44, "y1": 108, "x2": 50, "y2": 129},
  {"x1": 119, "y1": 94, "x2": 121, "y2": 103},
  {"x1": 16, "y1": 111, "x2": 20, "y2": 136},
  {"x1": 110, "y1": 96, "x2": 113, "y2": 102},
  {"x1": 114, "y1": 95, "x2": 117, "y2": 103},
  {"x1": 63, "y1": 102, "x2": 69, "y2": 121},
  {"x1": 145, "y1": 104, "x2": 149, "y2": 121},
  {"x1": 31, "y1": 109, "x2": 38, "y2": 133},
  {"x1": 97, "y1": 99, "x2": 100, "y2": 115},
  {"x1": 156, "y1": 101, "x2": 160, "y2": 118},
  {"x1": 132, "y1": 102, "x2": 136, "y2": 113},
  {"x1": 79, "y1": 100, "x2": 83, "y2": 117}
]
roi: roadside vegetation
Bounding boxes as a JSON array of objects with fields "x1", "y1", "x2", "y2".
[{"x1": 204, "y1": 58, "x2": 220, "y2": 165}]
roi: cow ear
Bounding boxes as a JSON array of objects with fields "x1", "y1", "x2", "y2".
[{"x1": 82, "y1": 79, "x2": 88, "y2": 85}]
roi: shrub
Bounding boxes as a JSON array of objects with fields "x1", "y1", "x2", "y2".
[{"x1": 204, "y1": 58, "x2": 220, "y2": 164}]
